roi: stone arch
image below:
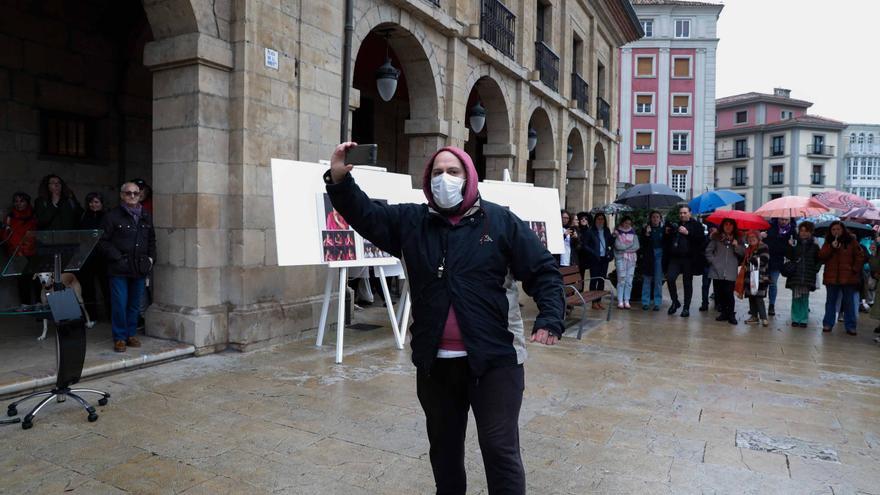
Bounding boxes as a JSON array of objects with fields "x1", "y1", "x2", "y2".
[
  {"x1": 351, "y1": 20, "x2": 443, "y2": 183},
  {"x1": 565, "y1": 128, "x2": 587, "y2": 211},
  {"x1": 592, "y1": 141, "x2": 609, "y2": 206},
  {"x1": 352, "y1": 5, "x2": 443, "y2": 120},
  {"x1": 143, "y1": 0, "x2": 230, "y2": 41},
  {"x1": 464, "y1": 75, "x2": 513, "y2": 181},
  {"x1": 526, "y1": 107, "x2": 557, "y2": 188}
]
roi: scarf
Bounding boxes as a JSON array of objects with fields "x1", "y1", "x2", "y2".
[
  {"x1": 122, "y1": 203, "x2": 143, "y2": 223},
  {"x1": 777, "y1": 222, "x2": 792, "y2": 237},
  {"x1": 616, "y1": 228, "x2": 637, "y2": 263}
]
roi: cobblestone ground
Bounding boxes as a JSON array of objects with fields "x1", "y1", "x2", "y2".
[{"x1": 2, "y1": 280, "x2": 879, "y2": 494}]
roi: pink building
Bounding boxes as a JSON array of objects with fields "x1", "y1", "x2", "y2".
[{"x1": 618, "y1": 0, "x2": 723, "y2": 199}]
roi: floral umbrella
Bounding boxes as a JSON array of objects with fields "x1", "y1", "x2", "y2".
[
  {"x1": 813, "y1": 190, "x2": 872, "y2": 211},
  {"x1": 754, "y1": 196, "x2": 829, "y2": 219},
  {"x1": 590, "y1": 203, "x2": 633, "y2": 215},
  {"x1": 840, "y1": 206, "x2": 880, "y2": 226}
]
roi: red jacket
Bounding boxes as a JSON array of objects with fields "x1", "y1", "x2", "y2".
[
  {"x1": 4, "y1": 207, "x2": 37, "y2": 256},
  {"x1": 818, "y1": 239, "x2": 866, "y2": 286}
]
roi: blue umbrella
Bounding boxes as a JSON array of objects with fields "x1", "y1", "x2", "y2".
[{"x1": 689, "y1": 189, "x2": 745, "y2": 214}]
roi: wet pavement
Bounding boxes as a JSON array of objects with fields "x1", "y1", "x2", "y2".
[{"x1": 2, "y1": 280, "x2": 879, "y2": 494}]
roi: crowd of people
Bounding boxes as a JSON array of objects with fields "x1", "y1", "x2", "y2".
[
  {"x1": 2, "y1": 174, "x2": 156, "y2": 352},
  {"x1": 559, "y1": 205, "x2": 880, "y2": 338}
]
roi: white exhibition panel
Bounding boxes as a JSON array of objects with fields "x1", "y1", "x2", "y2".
[
  {"x1": 270, "y1": 159, "x2": 412, "y2": 267},
  {"x1": 478, "y1": 181, "x2": 564, "y2": 254}
]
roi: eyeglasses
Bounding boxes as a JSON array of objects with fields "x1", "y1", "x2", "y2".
[{"x1": 122, "y1": 191, "x2": 140, "y2": 196}]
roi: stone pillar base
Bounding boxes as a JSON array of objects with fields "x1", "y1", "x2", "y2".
[
  {"x1": 145, "y1": 304, "x2": 229, "y2": 356},
  {"x1": 226, "y1": 296, "x2": 337, "y2": 352}
]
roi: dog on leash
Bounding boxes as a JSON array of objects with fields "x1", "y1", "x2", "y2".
[{"x1": 33, "y1": 272, "x2": 95, "y2": 340}]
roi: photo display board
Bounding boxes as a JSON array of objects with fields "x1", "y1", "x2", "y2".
[
  {"x1": 271, "y1": 159, "x2": 412, "y2": 267},
  {"x1": 270, "y1": 159, "x2": 564, "y2": 266}
]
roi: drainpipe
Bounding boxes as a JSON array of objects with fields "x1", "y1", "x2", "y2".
[{"x1": 340, "y1": 0, "x2": 354, "y2": 141}]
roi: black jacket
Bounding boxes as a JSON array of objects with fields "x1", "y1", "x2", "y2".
[
  {"x1": 582, "y1": 226, "x2": 614, "y2": 268},
  {"x1": 765, "y1": 221, "x2": 795, "y2": 272},
  {"x1": 785, "y1": 239, "x2": 821, "y2": 291},
  {"x1": 637, "y1": 224, "x2": 664, "y2": 274},
  {"x1": 35, "y1": 196, "x2": 83, "y2": 231},
  {"x1": 663, "y1": 218, "x2": 705, "y2": 260},
  {"x1": 326, "y1": 173, "x2": 563, "y2": 376},
  {"x1": 99, "y1": 206, "x2": 156, "y2": 278}
]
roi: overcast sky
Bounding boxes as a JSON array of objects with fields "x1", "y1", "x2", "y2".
[{"x1": 715, "y1": 0, "x2": 877, "y2": 124}]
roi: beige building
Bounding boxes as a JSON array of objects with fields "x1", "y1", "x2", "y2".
[
  {"x1": 714, "y1": 89, "x2": 845, "y2": 210},
  {"x1": 0, "y1": 0, "x2": 641, "y2": 353}
]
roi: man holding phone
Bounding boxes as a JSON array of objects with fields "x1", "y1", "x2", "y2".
[{"x1": 324, "y1": 142, "x2": 563, "y2": 495}]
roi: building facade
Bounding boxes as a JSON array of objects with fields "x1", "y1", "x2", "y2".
[
  {"x1": 840, "y1": 125, "x2": 880, "y2": 201},
  {"x1": 714, "y1": 89, "x2": 845, "y2": 210},
  {"x1": 0, "y1": 0, "x2": 641, "y2": 353},
  {"x1": 618, "y1": 0, "x2": 722, "y2": 199}
]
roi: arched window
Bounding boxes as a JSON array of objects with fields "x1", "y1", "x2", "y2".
[
  {"x1": 869, "y1": 134, "x2": 875, "y2": 144},
  {"x1": 858, "y1": 133, "x2": 865, "y2": 144},
  {"x1": 850, "y1": 133, "x2": 857, "y2": 143}
]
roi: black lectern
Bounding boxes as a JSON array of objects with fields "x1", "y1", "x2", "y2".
[{"x1": 2, "y1": 230, "x2": 110, "y2": 429}]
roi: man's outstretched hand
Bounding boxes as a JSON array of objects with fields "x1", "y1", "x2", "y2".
[
  {"x1": 330, "y1": 142, "x2": 358, "y2": 184},
  {"x1": 530, "y1": 328, "x2": 558, "y2": 346}
]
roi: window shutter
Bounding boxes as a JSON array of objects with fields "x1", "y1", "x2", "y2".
[
  {"x1": 636, "y1": 133, "x2": 652, "y2": 147},
  {"x1": 673, "y1": 95, "x2": 688, "y2": 109},
  {"x1": 637, "y1": 57, "x2": 653, "y2": 76},
  {"x1": 635, "y1": 170, "x2": 651, "y2": 184},
  {"x1": 673, "y1": 58, "x2": 690, "y2": 77},
  {"x1": 636, "y1": 95, "x2": 652, "y2": 106}
]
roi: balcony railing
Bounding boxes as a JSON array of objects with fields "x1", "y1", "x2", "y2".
[
  {"x1": 715, "y1": 148, "x2": 750, "y2": 161},
  {"x1": 771, "y1": 147, "x2": 785, "y2": 157},
  {"x1": 731, "y1": 176, "x2": 748, "y2": 187},
  {"x1": 811, "y1": 173, "x2": 825, "y2": 185},
  {"x1": 770, "y1": 173, "x2": 784, "y2": 185},
  {"x1": 534, "y1": 41, "x2": 559, "y2": 91},
  {"x1": 597, "y1": 97, "x2": 611, "y2": 130},
  {"x1": 480, "y1": 0, "x2": 515, "y2": 59},
  {"x1": 847, "y1": 143, "x2": 880, "y2": 155},
  {"x1": 571, "y1": 73, "x2": 589, "y2": 113},
  {"x1": 807, "y1": 144, "x2": 835, "y2": 156}
]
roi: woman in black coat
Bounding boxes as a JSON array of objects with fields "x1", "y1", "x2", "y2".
[
  {"x1": 785, "y1": 221, "x2": 820, "y2": 328},
  {"x1": 763, "y1": 217, "x2": 795, "y2": 315},
  {"x1": 79, "y1": 192, "x2": 110, "y2": 321},
  {"x1": 583, "y1": 212, "x2": 614, "y2": 308}
]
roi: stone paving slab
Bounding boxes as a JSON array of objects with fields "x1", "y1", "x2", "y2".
[{"x1": 2, "y1": 286, "x2": 879, "y2": 494}]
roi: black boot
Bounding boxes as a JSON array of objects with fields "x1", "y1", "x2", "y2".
[
  {"x1": 768, "y1": 304, "x2": 775, "y2": 316},
  {"x1": 715, "y1": 313, "x2": 727, "y2": 322},
  {"x1": 699, "y1": 302, "x2": 709, "y2": 312},
  {"x1": 728, "y1": 315, "x2": 738, "y2": 325},
  {"x1": 680, "y1": 308, "x2": 690, "y2": 318},
  {"x1": 668, "y1": 301, "x2": 681, "y2": 315}
]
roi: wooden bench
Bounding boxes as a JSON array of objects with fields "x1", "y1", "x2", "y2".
[{"x1": 560, "y1": 265, "x2": 614, "y2": 339}]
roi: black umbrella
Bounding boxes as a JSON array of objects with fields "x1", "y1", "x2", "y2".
[
  {"x1": 615, "y1": 183, "x2": 683, "y2": 209},
  {"x1": 814, "y1": 220, "x2": 875, "y2": 239}
]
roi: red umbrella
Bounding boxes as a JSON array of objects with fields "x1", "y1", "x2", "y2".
[
  {"x1": 813, "y1": 190, "x2": 872, "y2": 211},
  {"x1": 706, "y1": 210, "x2": 770, "y2": 230}
]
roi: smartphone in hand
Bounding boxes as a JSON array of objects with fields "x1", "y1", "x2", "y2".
[{"x1": 344, "y1": 144, "x2": 378, "y2": 165}]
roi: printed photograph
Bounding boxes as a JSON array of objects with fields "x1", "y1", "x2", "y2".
[
  {"x1": 363, "y1": 240, "x2": 392, "y2": 259},
  {"x1": 529, "y1": 221, "x2": 548, "y2": 249},
  {"x1": 321, "y1": 230, "x2": 357, "y2": 262},
  {"x1": 323, "y1": 193, "x2": 351, "y2": 230}
]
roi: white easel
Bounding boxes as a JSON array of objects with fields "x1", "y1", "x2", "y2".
[{"x1": 315, "y1": 260, "x2": 406, "y2": 363}]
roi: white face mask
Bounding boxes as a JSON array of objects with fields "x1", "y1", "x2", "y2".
[{"x1": 430, "y1": 173, "x2": 466, "y2": 210}]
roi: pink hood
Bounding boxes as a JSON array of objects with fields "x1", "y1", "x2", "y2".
[{"x1": 422, "y1": 146, "x2": 480, "y2": 223}]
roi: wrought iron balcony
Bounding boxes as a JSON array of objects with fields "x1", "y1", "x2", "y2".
[
  {"x1": 770, "y1": 147, "x2": 785, "y2": 157},
  {"x1": 715, "y1": 148, "x2": 750, "y2": 161},
  {"x1": 534, "y1": 41, "x2": 559, "y2": 91},
  {"x1": 731, "y1": 176, "x2": 748, "y2": 187},
  {"x1": 811, "y1": 173, "x2": 825, "y2": 185},
  {"x1": 597, "y1": 97, "x2": 611, "y2": 130},
  {"x1": 480, "y1": 0, "x2": 515, "y2": 59},
  {"x1": 571, "y1": 73, "x2": 588, "y2": 113},
  {"x1": 807, "y1": 144, "x2": 835, "y2": 156}
]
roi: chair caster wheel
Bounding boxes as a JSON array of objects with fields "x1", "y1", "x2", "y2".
[
  {"x1": 98, "y1": 398, "x2": 108, "y2": 406},
  {"x1": 7, "y1": 406, "x2": 16, "y2": 417},
  {"x1": 22, "y1": 420, "x2": 32, "y2": 430},
  {"x1": 88, "y1": 413, "x2": 98, "y2": 422}
]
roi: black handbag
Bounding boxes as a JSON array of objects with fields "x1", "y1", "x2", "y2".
[{"x1": 781, "y1": 259, "x2": 798, "y2": 278}]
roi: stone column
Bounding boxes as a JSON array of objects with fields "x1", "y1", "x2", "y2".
[
  {"x1": 405, "y1": 118, "x2": 451, "y2": 187},
  {"x1": 531, "y1": 160, "x2": 560, "y2": 189},
  {"x1": 143, "y1": 33, "x2": 233, "y2": 354},
  {"x1": 482, "y1": 144, "x2": 516, "y2": 181}
]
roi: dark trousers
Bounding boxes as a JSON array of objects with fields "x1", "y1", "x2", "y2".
[
  {"x1": 666, "y1": 258, "x2": 694, "y2": 308},
  {"x1": 714, "y1": 279, "x2": 736, "y2": 317},
  {"x1": 16, "y1": 275, "x2": 37, "y2": 305},
  {"x1": 589, "y1": 260, "x2": 609, "y2": 291},
  {"x1": 79, "y1": 259, "x2": 110, "y2": 320},
  {"x1": 701, "y1": 267, "x2": 713, "y2": 306},
  {"x1": 109, "y1": 276, "x2": 145, "y2": 342},
  {"x1": 416, "y1": 358, "x2": 525, "y2": 495}
]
